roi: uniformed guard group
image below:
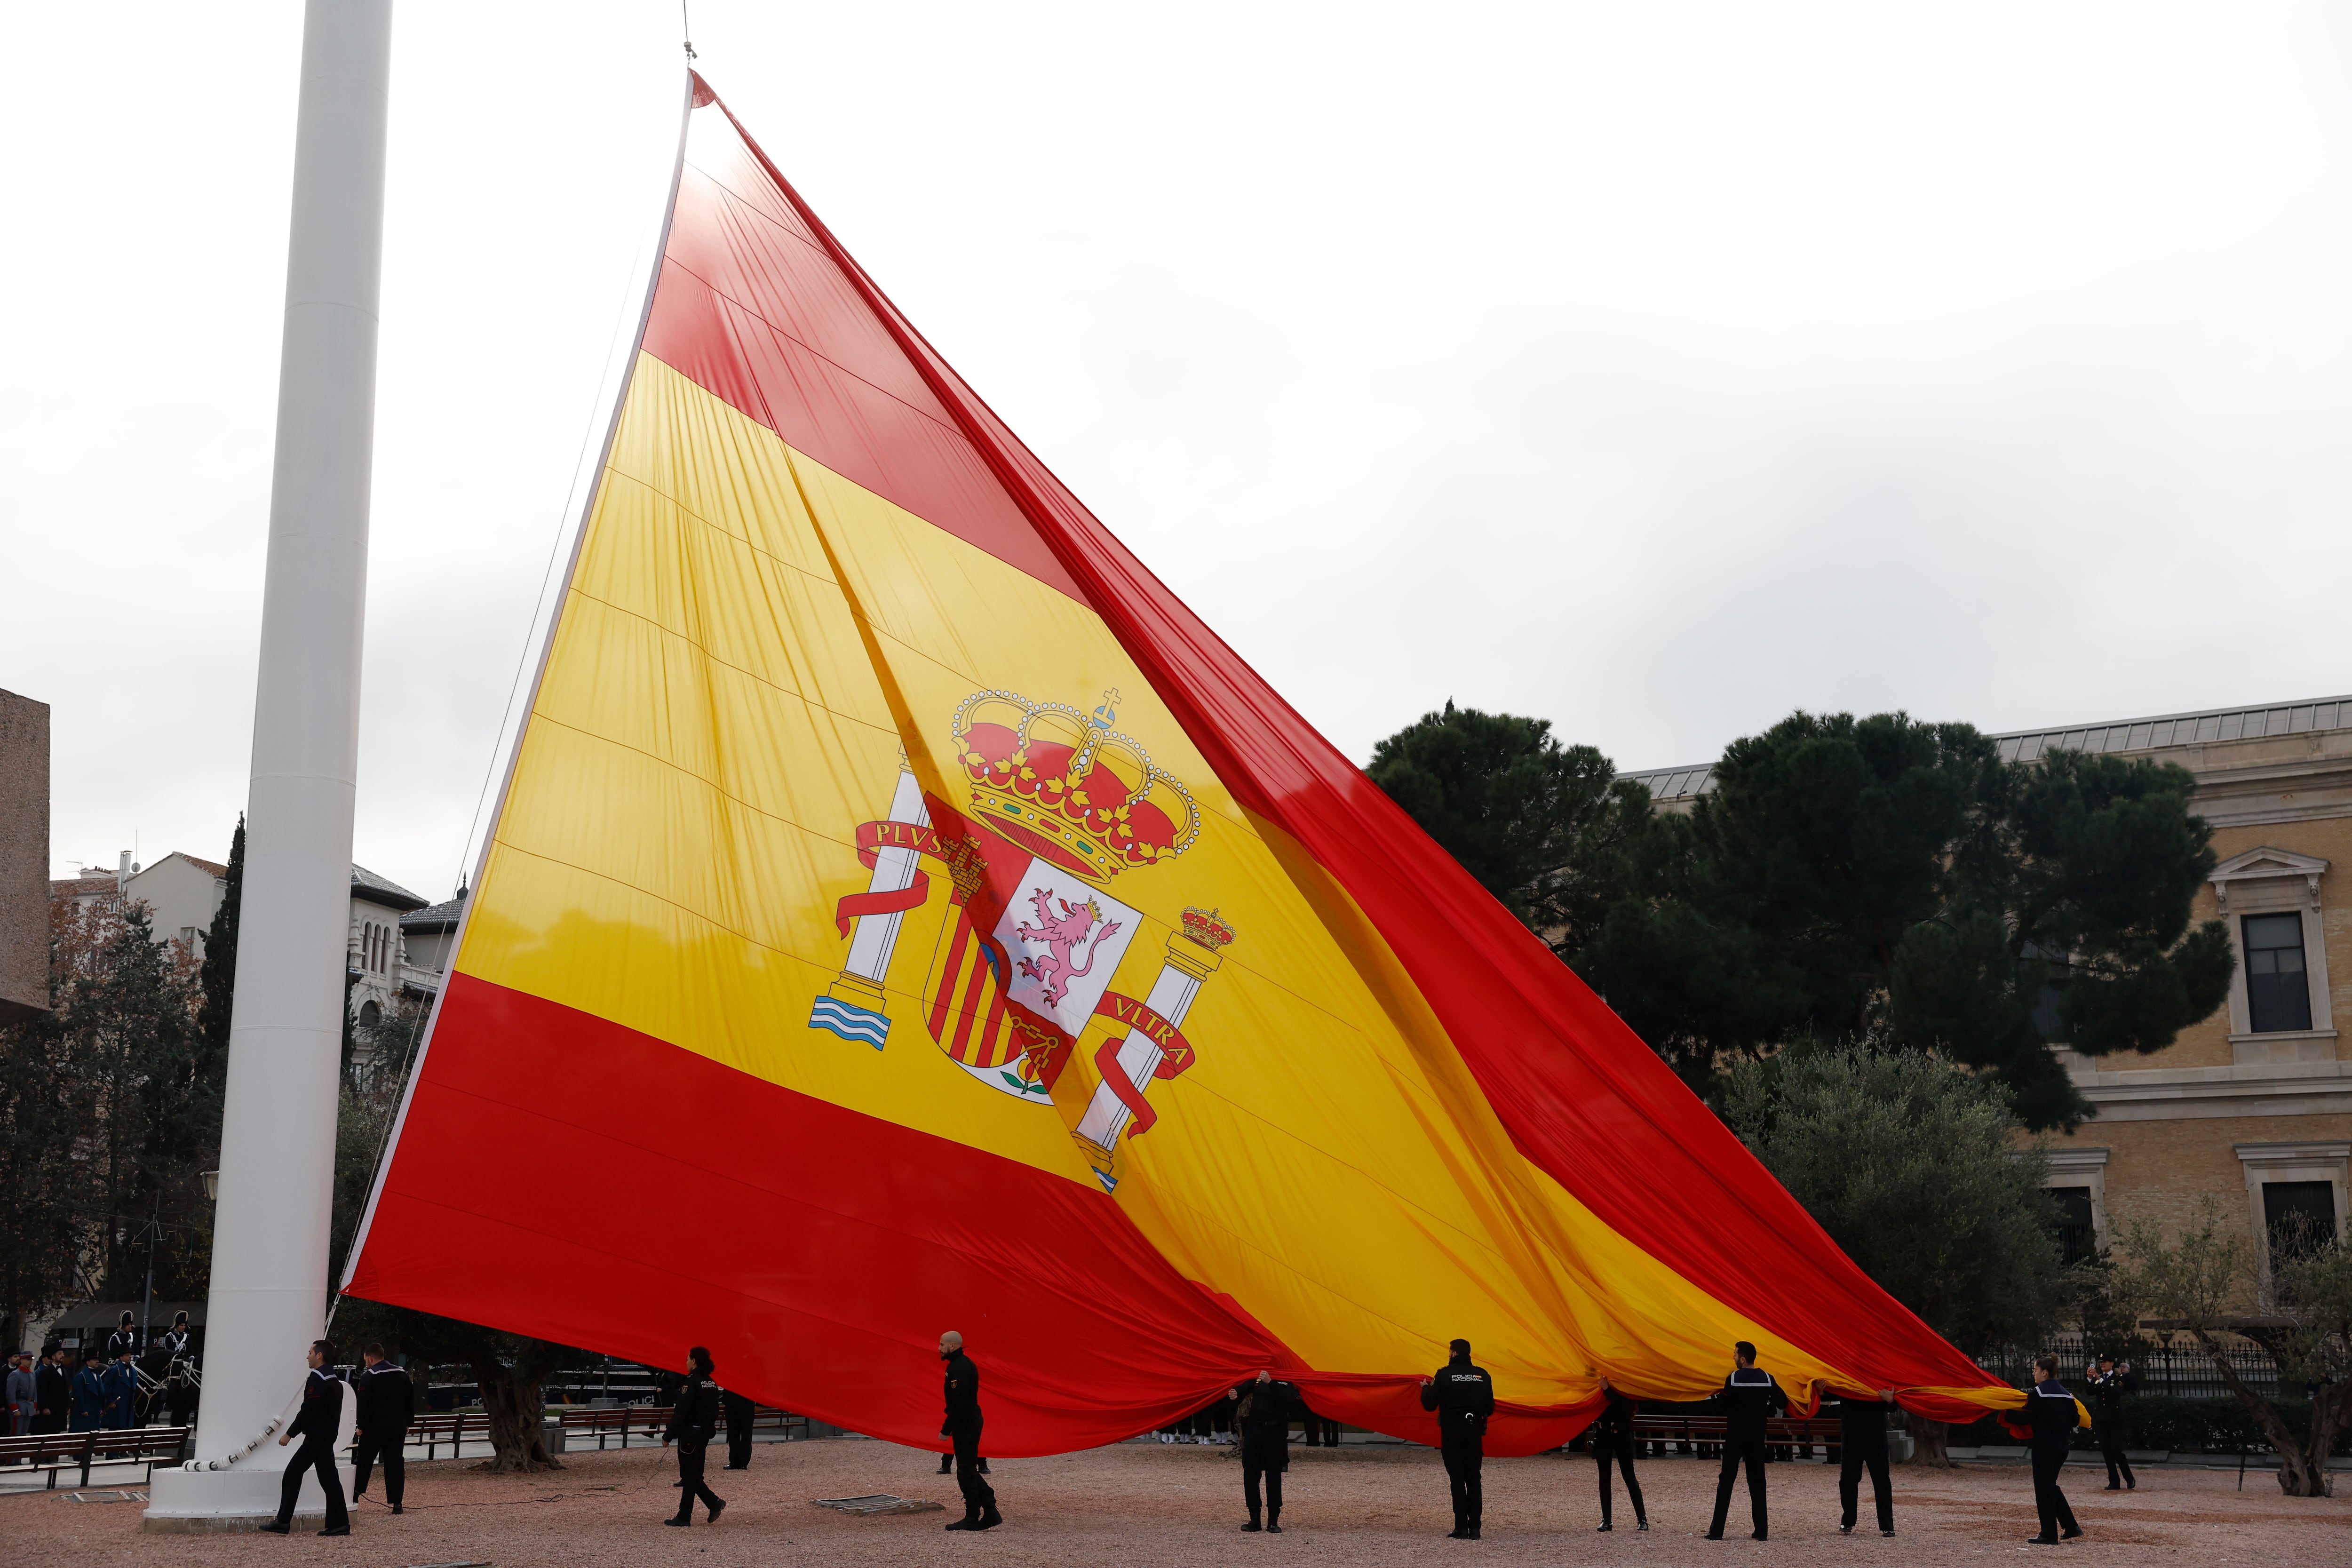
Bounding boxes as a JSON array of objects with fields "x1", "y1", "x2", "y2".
[
  {"x1": 215, "y1": 1327, "x2": 2112, "y2": 1545},
  {"x1": 3, "y1": 1310, "x2": 201, "y2": 1444}
]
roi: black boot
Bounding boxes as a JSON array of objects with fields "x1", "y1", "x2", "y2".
[
  {"x1": 977, "y1": 1504, "x2": 1003, "y2": 1530},
  {"x1": 1243, "y1": 1515, "x2": 1262, "y2": 1532},
  {"x1": 1268, "y1": 1511, "x2": 1283, "y2": 1535},
  {"x1": 665, "y1": 1515, "x2": 691, "y2": 1527}
]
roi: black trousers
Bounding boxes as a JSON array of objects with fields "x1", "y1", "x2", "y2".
[
  {"x1": 353, "y1": 1430, "x2": 406, "y2": 1507},
  {"x1": 726, "y1": 1411, "x2": 753, "y2": 1469},
  {"x1": 672, "y1": 1438, "x2": 723, "y2": 1520},
  {"x1": 1708, "y1": 1432, "x2": 1767, "y2": 1539},
  {"x1": 1441, "y1": 1433, "x2": 1482, "y2": 1530},
  {"x1": 1839, "y1": 1425, "x2": 1891, "y2": 1532},
  {"x1": 2030, "y1": 1447, "x2": 2079, "y2": 1539},
  {"x1": 1594, "y1": 1426, "x2": 1645, "y2": 1525},
  {"x1": 274, "y1": 1435, "x2": 349, "y2": 1531},
  {"x1": 952, "y1": 1417, "x2": 997, "y2": 1520},
  {"x1": 1242, "y1": 1430, "x2": 1287, "y2": 1519},
  {"x1": 2094, "y1": 1417, "x2": 2133, "y2": 1487}
]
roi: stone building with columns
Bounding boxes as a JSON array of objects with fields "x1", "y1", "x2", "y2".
[{"x1": 1626, "y1": 693, "x2": 2352, "y2": 1294}]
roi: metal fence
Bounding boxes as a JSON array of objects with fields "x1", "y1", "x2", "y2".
[{"x1": 1975, "y1": 1335, "x2": 2282, "y2": 1400}]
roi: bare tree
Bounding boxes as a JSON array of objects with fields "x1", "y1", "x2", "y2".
[{"x1": 2116, "y1": 1196, "x2": 2350, "y2": 1496}]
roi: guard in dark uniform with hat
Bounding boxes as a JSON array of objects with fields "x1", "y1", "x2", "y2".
[
  {"x1": 105, "y1": 1311, "x2": 140, "y2": 1364},
  {"x1": 1706, "y1": 1342, "x2": 1787, "y2": 1542},
  {"x1": 159, "y1": 1312, "x2": 199, "y2": 1431},
  {"x1": 261, "y1": 1339, "x2": 350, "y2": 1537},
  {"x1": 1420, "y1": 1338, "x2": 1494, "y2": 1539},
  {"x1": 2084, "y1": 1357, "x2": 2137, "y2": 1490},
  {"x1": 939, "y1": 1330, "x2": 1001, "y2": 1531}
]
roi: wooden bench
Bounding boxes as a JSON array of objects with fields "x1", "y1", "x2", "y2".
[
  {"x1": 406, "y1": 1410, "x2": 497, "y2": 1460},
  {"x1": 0, "y1": 1425, "x2": 190, "y2": 1488},
  {"x1": 554, "y1": 1404, "x2": 818, "y2": 1450},
  {"x1": 1629, "y1": 1414, "x2": 1848, "y2": 1460},
  {"x1": 558, "y1": 1405, "x2": 672, "y2": 1450}
]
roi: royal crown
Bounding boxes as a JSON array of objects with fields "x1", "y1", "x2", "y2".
[
  {"x1": 1180, "y1": 907, "x2": 1236, "y2": 952},
  {"x1": 950, "y1": 687, "x2": 1201, "y2": 882}
]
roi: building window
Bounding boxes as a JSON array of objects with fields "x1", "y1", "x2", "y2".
[
  {"x1": 2263, "y1": 1180, "x2": 2338, "y2": 1266},
  {"x1": 358, "y1": 999, "x2": 381, "y2": 1028},
  {"x1": 2048, "y1": 1186, "x2": 2096, "y2": 1265},
  {"x1": 2243, "y1": 913, "x2": 2312, "y2": 1033}
]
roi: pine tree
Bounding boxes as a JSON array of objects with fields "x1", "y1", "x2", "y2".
[{"x1": 194, "y1": 815, "x2": 243, "y2": 1086}]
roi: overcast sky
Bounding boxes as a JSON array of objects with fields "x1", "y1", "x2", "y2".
[{"x1": 6, "y1": 3, "x2": 2351, "y2": 900}]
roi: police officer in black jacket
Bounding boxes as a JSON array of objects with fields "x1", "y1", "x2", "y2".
[
  {"x1": 351, "y1": 1345, "x2": 414, "y2": 1513},
  {"x1": 1589, "y1": 1378, "x2": 1647, "y2": 1532},
  {"x1": 1706, "y1": 1342, "x2": 1787, "y2": 1542},
  {"x1": 2084, "y1": 1357, "x2": 2137, "y2": 1490},
  {"x1": 1232, "y1": 1369, "x2": 1301, "y2": 1533},
  {"x1": 1420, "y1": 1338, "x2": 1495, "y2": 1539},
  {"x1": 939, "y1": 1330, "x2": 1001, "y2": 1531},
  {"x1": 2014, "y1": 1353, "x2": 2083, "y2": 1544},
  {"x1": 1830, "y1": 1385, "x2": 1896, "y2": 1536},
  {"x1": 661, "y1": 1347, "x2": 727, "y2": 1527},
  {"x1": 262, "y1": 1340, "x2": 350, "y2": 1537}
]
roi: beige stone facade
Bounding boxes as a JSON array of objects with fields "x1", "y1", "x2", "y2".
[
  {"x1": 0, "y1": 689, "x2": 48, "y2": 1025},
  {"x1": 1628, "y1": 696, "x2": 2352, "y2": 1280}
]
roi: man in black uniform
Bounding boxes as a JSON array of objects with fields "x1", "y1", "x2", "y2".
[
  {"x1": 262, "y1": 1339, "x2": 350, "y2": 1537},
  {"x1": 661, "y1": 1347, "x2": 727, "y2": 1526},
  {"x1": 1589, "y1": 1377, "x2": 1646, "y2": 1532},
  {"x1": 1830, "y1": 1385, "x2": 1896, "y2": 1536},
  {"x1": 721, "y1": 1385, "x2": 755, "y2": 1470},
  {"x1": 2012, "y1": 1353, "x2": 2083, "y2": 1545},
  {"x1": 351, "y1": 1344, "x2": 413, "y2": 1513},
  {"x1": 1231, "y1": 1369, "x2": 1301, "y2": 1533},
  {"x1": 939, "y1": 1329, "x2": 1001, "y2": 1531},
  {"x1": 31, "y1": 1344, "x2": 70, "y2": 1459},
  {"x1": 159, "y1": 1312, "x2": 199, "y2": 1431},
  {"x1": 1706, "y1": 1341, "x2": 1786, "y2": 1542},
  {"x1": 1420, "y1": 1338, "x2": 1494, "y2": 1539},
  {"x1": 105, "y1": 1311, "x2": 140, "y2": 1364},
  {"x1": 2084, "y1": 1357, "x2": 2137, "y2": 1490}
]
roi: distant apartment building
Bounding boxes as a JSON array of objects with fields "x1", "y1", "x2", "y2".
[
  {"x1": 51, "y1": 853, "x2": 454, "y2": 1025},
  {"x1": 1626, "y1": 693, "x2": 2352, "y2": 1295}
]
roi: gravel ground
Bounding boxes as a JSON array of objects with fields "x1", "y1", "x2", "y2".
[{"x1": 23, "y1": 1439, "x2": 2348, "y2": 1566}]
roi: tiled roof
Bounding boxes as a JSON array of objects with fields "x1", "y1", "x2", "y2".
[
  {"x1": 1624, "y1": 694, "x2": 2352, "y2": 803},
  {"x1": 178, "y1": 854, "x2": 230, "y2": 878},
  {"x1": 50, "y1": 875, "x2": 118, "y2": 899},
  {"x1": 350, "y1": 864, "x2": 429, "y2": 912},
  {"x1": 401, "y1": 888, "x2": 469, "y2": 932}
]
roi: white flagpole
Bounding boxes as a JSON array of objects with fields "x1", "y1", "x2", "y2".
[{"x1": 146, "y1": 0, "x2": 392, "y2": 1531}]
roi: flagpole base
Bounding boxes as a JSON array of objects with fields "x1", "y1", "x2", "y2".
[{"x1": 141, "y1": 1461, "x2": 355, "y2": 1533}]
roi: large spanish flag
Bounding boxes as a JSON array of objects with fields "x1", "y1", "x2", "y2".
[{"x1": 345, "y1": 74, "x2": 2019, "y2": 1452}]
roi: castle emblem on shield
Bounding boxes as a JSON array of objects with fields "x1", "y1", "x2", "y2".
[{"x1": 807, "y1": 688, "x2": 1232, "y2": 1191}]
